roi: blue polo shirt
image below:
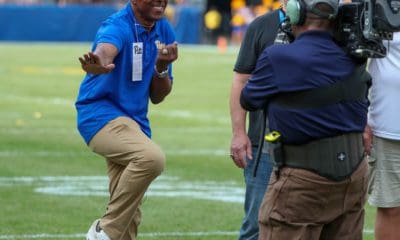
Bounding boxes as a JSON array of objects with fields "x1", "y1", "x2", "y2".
[
  {"x1": 75, "y1": 3, "x2": 175, "y2": 144},
  {"x1": 240, "y1": 31, "x2": 368, "y2": 144}
]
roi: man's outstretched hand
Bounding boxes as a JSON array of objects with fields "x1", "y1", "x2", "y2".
[{"x1": 79, "y1": 52, "x2": 115, "y2": 75}]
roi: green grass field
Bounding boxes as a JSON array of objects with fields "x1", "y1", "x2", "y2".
[{"x1": 0, "y1": 43, "x2": 376, "y2": 240}]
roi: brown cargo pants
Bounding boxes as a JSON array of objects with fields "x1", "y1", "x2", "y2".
[{"x1": 258, "y1": 159, "x2": 368, "y2": 240}]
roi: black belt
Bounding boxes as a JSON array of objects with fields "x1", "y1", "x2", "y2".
[{"x1": 274, "y1": 133, "x2": 364, "y2": 181}]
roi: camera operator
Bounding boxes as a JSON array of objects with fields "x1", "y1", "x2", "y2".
[{"x1": 240, "y1": 0, "x2": 370, "y2": 239}]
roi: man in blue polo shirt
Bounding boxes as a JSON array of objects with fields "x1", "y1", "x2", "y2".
[
  {"x1": 241, "y1": 0, "x2": 369, "y2": 239},
  {"x1": 76, "y1": 1, "x2": 178, "y2": 239}
]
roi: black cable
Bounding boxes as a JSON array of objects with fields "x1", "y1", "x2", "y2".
[{"x1": 252, "y1": 108, "x2": 268, "y2": 177}]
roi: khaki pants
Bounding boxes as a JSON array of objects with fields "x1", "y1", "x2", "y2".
[
  {"x1": 259, "y1": 159, "x2": 368, "y2": 240},
  {"x1": 89, "y1": 117, "x2": 166, "y2": 240}
]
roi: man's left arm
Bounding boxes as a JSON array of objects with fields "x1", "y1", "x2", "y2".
[{"x1": 150, "y1": 42, "x2": 178, "y2": 104}]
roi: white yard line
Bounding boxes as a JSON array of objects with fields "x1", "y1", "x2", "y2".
[
  {"x1": 1, "y1": 95, "x2": 230, "y2": 124},
  {"x1": 0, "y1": 175, "x2": 244, "y2": 203},
  {"x1": 2, "y1": 95, "x2": 74, "y2": 106},
  {"x1": 0, "y1": 231, "x2": 237, "y2": 239},
  {"x1": 0, "y1": 175, "x2": 376, "y2": 238},
  {"x1": 0, "y1": 229, "x2": 374, "y2": 239},
  {"x1": 0, "y1": 149, "x2": 229, "y2": 157}
]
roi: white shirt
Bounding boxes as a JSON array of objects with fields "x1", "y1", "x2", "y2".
[{"x1": 368, "y1": 32, "x2": 400, "y2": 140}]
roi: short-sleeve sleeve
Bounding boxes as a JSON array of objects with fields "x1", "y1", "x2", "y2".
[
  {"x1": 233, "y1": 11, "x2": 280, "y2": 74},
  {"x1": 95, "y1": 20, "x2": 126, "y2": 52},
  {"x1": 234, "y1": 20, "x2": 260, "y2": 74}
]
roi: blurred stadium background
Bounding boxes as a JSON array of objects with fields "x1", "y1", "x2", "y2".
[
  {"x1": 0, "y1": 0, "x2": 283, "y2": 45},
  {"x1": 0, "y1": 0, "x2": 377, "y2": 239}
]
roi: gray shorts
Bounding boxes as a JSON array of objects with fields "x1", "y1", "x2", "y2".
[{"x1": 368, "y1": 136, "x2": 400, "y2": 208}]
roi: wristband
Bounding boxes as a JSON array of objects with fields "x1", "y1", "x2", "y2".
[{"x1": 154, "y1": 65, "x2": 169, "y2": 78}]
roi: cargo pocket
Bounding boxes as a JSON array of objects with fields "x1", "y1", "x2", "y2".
[
  {"x1": 282, "y1": 172, "x2": 329, "y2": 223},
  {"x1": 259, "y1": 170, "x2": 291, "y2": 225}
]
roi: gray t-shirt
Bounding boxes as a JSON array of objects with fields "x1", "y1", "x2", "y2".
[{"x1": 233, "y1": 10, "x2": 281, "y2": 147}]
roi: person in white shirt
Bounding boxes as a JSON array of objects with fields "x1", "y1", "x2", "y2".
[{"x1": 364, "y1": 32, "x2": 400, "y2": 240}]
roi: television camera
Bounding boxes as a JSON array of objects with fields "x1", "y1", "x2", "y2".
[{"x1": 334, "y1": 0, "x2": 400, "y2": 58}]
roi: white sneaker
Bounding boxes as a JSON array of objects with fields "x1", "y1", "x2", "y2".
[
  {"x1": 86, "y1": 219, "x2": 111, "y2": 240},
  {"x1": 96, "y1": 229, "x2": 111, "y2": 240},
  {"x1": 86, "y1": 219, "x2": 100, "y2": 240}
]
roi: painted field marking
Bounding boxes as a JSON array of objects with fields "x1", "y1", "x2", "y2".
[
  {"x1": 0, "y1": 176, "x2": 244, "y2": 203},
  {"x1": 0, "y1": 229, "x2": 374, "y2": 239},
  {"x1": 1, "y1": 126, "x2": 227, "y2": 135},
  {"x1": 0, "y1": 175, "x2": 375, "y2": 238},
  {"x1": 1, "y1": 94, "x2": 229, "y2": 123},
  {"x1": 0, "y1": 231, "x2": 237, "y2": 239},
  {"x1": 0, "y1": 149, "x2": 229, "y2": 157}
]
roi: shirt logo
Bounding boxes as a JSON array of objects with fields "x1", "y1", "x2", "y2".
[
  {"x1": 337, "y1": 152, "x2": 346, "y2": 161},
  {"x1": 134, "y1": 45, "x2": 142, "y2": 55}
]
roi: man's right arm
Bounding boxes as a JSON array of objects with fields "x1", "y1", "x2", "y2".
[
  {"x1": 230, "y1": 72, "x2": 252, "y2": 168},
  {"x1": 229, "y1": 12, "x2": 277, "y2": 168},
  {"x1": 78, "y1": 43, "x2": 118, "y2": 74}
]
